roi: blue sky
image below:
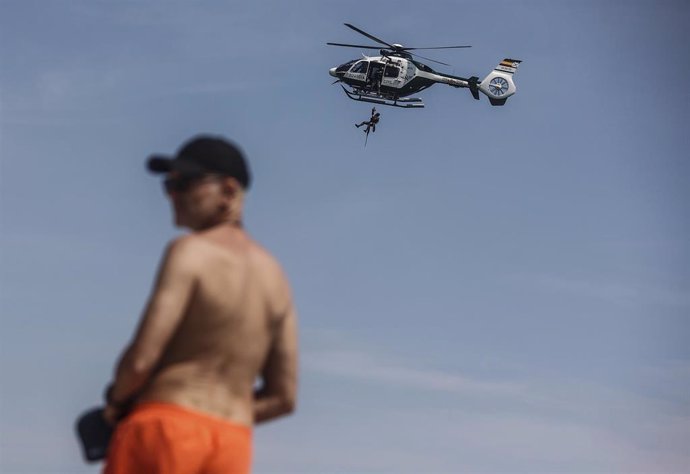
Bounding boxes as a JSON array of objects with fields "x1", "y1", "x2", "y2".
[{"x1": 1, "y1": 1, "x2": 689, "y2": 472}]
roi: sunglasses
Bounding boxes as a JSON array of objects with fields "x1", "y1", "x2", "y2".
[{"x1": 163, "y1": 173, "x2": 219, "y2": 194}]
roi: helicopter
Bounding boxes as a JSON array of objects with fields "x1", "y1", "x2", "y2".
[{"x1": 328, "y1": 23, "x2": 522, "y2": 108}]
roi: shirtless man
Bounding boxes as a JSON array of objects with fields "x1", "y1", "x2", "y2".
[{"x1": 102, "y1": 136, "x2": 298, "y2": 474}]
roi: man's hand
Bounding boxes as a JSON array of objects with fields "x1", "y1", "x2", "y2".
[
  {"x1": 103, "y1": 404, "x2": 121, "y2": 426},
  {"x1": 103, "y1": 382, "x2": 135, "y2": 425}
]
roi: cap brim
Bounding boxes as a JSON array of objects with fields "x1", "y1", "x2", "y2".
[
  {"x1": 146, "y1": 155, "x2": 206, "y2": 174},
  {"x1": 147, "y1": 155, "x2": 174, "y2": 174}
]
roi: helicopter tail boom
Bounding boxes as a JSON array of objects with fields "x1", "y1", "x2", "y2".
[{"x1": 478, "y1": 58, "x2": 521, "y2": 106}]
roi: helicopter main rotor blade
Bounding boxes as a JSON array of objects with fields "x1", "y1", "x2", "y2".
[
  {"x1": 326, "y1": 42, "x2": 382, "y2": 50},
  {"x1": 344, "y1": 23, "x2": 395, "y2": 49},
  {"x1": 403, "y1": 45, "x2": 472, "y2": 50},
  {"x1": 409, "y1": 52, "x2": 452, "y2": 67}
]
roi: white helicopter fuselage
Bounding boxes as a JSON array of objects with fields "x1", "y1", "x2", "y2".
[
  {"x1": 329, "y1": 55, "x2": 521, "y2": 107},
  {"x1": 330, "y1": 55, "x2": 463, "y2": 97}
]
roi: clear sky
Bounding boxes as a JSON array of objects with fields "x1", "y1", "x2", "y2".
[{"x1": 1, "y1": 1, "x2": 689, "y2": 472}]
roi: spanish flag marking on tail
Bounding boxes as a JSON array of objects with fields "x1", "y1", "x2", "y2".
[
  {"x1": 495, "y1": 58, "x2": 522, "y2": 74},
  {"x1": 495, "y1": 59, "x2": 522, "y2": 74},
  {"x1": 500, "y1": 59, "x2": 521, "y2": 67}
]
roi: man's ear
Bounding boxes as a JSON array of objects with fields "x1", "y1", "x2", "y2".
[{"x1": 221, "y1": 177, "x2": 241, "y2": 197}]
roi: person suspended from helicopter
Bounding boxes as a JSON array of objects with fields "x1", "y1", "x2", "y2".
[{"x1": 355, "y1": 107, "x2": 381, "y2": 133}]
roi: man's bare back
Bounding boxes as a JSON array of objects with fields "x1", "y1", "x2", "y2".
[
  {"x1": 137, "y1": 225, "x2": 296, "y2": 427},
  {"x1": 100, "y1": 136, "x2": 296, "y2": 473}
]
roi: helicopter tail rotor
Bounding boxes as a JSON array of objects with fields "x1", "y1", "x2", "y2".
[{"x1": 478, "y1": 58, "x2": 521, "y2": 106}]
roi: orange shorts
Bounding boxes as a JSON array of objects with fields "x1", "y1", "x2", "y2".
[{"x1": 103, "y1": 402, "x2": 252, "y2": 474}]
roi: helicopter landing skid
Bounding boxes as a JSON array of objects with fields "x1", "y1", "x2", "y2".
[{"x1": 341, "y1": 86, "x2": 424, "y2": 108}]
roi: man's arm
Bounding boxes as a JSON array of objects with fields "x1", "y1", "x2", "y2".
[
  {"x1": 107, "y1": 238, "x2": 198, "y2": 411},
  {"x1": 254, "y1": 304, "x2": 298, "y2": 424}
]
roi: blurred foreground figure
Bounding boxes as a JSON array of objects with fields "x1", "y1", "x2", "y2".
[{"x1": 103, "y1": 136, "x2": 298, "y2": 474}]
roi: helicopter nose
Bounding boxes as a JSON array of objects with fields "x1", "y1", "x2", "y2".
[{"x1": 329, "y1": 67, "x2": 337, "y2": 77}]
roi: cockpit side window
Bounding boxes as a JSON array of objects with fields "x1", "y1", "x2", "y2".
[
  {"x1": 384, "y1": 66, "x2": 400, "y2": 78},
  {"x1": 350, "y1": 61, "x2": 369, "y2": 74}
]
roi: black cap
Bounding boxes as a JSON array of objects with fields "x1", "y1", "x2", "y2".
[{"x1": 147, "y1": 135, "x2": 251, "y2": 189}]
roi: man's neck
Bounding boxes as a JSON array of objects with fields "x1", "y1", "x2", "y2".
[{"x1": 192, "y1": 216, "x2": 243, "y2": 232}]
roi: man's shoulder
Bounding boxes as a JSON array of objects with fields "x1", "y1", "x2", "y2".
[
  {"x1": 244, "y1": 241, "x2": 291, "y2": 292},
  {"x1": 161, "y1": 234, "x2": 212, "y2": 271},
  {"x1": 170, "y1": 231, "x2": 284, "y2": 275},
  {"x1": 169, "y1": 231, "x2": 231, "y2": 253},
  {"x1": 250, "y1": 242, "x2": 286, "y2": 279},
  {"x1": 167, "y1": 234, "x2": 204, "y2": 255}
]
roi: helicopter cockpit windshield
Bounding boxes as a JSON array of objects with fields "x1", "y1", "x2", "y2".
[
  {"x1": 335, "y1": 60, "x2": 357, "y2": 74},
  {"x1": 350, "y1": 60, "x2": 369, "y2": 74}
]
